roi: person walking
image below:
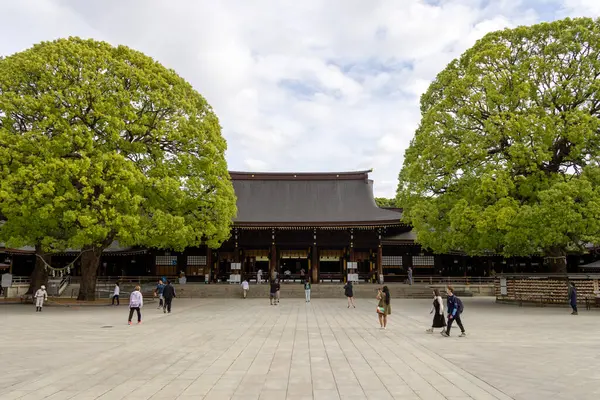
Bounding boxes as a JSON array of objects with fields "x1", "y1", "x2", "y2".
[
  {"x1": 376, "y1": 286, "x2": 391, "y2": 329},
  {"x1": 426, "y1": 289, "x2": 446, "y2": 333},
  {"x1": 162, "y1": 280, "x2": 176, "y2": 313},
  {"x1": 442, "y1": 285, "x2": 466, "y2": 337},
  {"x1": 407, "y1": 267, "x2": 413, "y2": 285},
  {"x1": 568, "y1": 282, "x2": 578, "y2": 315},
  {"x1": 112, "y1": 282, "x2": 120, "y2": 306},
  {"x1": 34, "y1": 285, "x2": 48, "y2": 312},
  {"x1": 154, "y1": 280, "x2": 165, "y2": 309},
  {"x1": 304, "y1": 279, "x2": 311, "y2": 303},
  {"x1": 241, "y1": 278, "x2": 249, "y2": 299},
  {"x1": 257, "y1": 268, "x2": 263, "y2": 284},
  {"x1": 344, "y1": 281, "x2": 355, "y2": 308},
  {"x1": 128, "y1": 285, "x2": 143, "y2": 325},
  {"x1": 275, "y1": 279, "x2": 281, "y2": 304}
]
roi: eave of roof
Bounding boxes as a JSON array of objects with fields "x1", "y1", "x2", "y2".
[{"x1": 230, "y1": 170, "x2": 402, "y2": 225}]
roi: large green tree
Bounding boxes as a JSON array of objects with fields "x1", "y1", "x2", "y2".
[
  {"x1": 397, "y1": 18, "x2": 600, "y2": 273},
  {"x1": 0, "y1": 38, "x2": 236, "y2": 299},
  {"x1": 375, "y1": 197, "x2": 397, "y2": 208}
]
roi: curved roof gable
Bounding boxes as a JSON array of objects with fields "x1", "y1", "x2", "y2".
[{"x1": 230, "y1": 171, "x2": 402, "y2": 227}]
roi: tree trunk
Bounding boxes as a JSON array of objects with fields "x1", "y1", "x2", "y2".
[
  {"x1": 546, "y1": 247, "x2": 567, "y2": 274},
  {"x1": 27, "y1": 245, "x2": 51, "y2": 295},
  {"x1": 77, "y1": 246, "x2": 103, "y2": 301}
]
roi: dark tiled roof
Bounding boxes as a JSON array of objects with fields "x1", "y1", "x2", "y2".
[{"x1": 230, "y1": 171, "x2": 402, "y2": 226}]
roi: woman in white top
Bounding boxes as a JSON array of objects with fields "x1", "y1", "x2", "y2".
[
  {"x1": 112, "y1": 282, "x2": 120, "y2": 306},
  {"x1": 128, "y1": 286, "x2": 143, "y2": 325},
  {"x1": 426, "y1": 289, "x2": 446, "y2": 333}
]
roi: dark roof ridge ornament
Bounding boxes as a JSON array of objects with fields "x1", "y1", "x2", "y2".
[{"x1": 229, "y1": 169, "x2": 373, "y2": 181}]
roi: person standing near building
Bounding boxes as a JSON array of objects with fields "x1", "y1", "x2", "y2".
[
  {"x1": 275, "y1": 279, "x2": 281, "y2": 304},
  {"x1": 407, "y1": 267, "x2": 413, "y2": 285},
  {"x1": 344, "y1": 281, "x2": 355, "y2": 308},
  {"x1": 162, "y1": 280, "x2": 176, "y2": 313},
  {"x1": 154, "y1": 280, "x2": 165, "y2": 309},
  {"x1": 128, "y1": 285, "x2": 143, "y2": 325},
  {"x1": 442, "y1": 285, "x2": 466, "y2": 337},
  {"x1": 257, "y1": 268, "x2": 263, "y2": 284},
  {"x1": 426, "y1": 289, "x2": 445, "y2": 333},
  {"x1": 112, "y1": 282, "x2": 120, "y2": 306},
  {"x1": 270, "y1": 280, "x2": 277, "y2": 305},
  {"x1": 568, "y1": 282, "x2": 578, "y2": 315},
  {"x1": 304, "y1": 279, "x2": 311, "y2": 302},
  {"x1": 241, "y1": 278, "x2": 249, "y2": 299},
  {"x1": 376, "y1": 286, "x2": 391, "y2": 329},
  {"x1": 34, "y1": 285, "x2": 48, "y2": 312}
]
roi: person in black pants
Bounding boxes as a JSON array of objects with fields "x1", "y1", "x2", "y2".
[
  {"x1": 442, "y1": 285, "x2": 466, "y2": 337},
  {"x1": 162, "y1": 280, "x2": 176, "y2": 313}
]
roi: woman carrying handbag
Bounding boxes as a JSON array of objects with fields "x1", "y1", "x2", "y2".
[{"x1": 376, "y1": 286, "x2": 391, "y2": 329}]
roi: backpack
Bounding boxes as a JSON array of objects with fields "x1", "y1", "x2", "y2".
[{"x1": 456, "y1": 297, "x2": 464, "y2": 314}]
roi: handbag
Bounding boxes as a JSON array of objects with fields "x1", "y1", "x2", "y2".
[{"x1": 377, "y1": 306, "x2": 385, "y2": 314}]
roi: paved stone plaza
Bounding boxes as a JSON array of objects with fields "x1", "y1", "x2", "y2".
[{"x1": 1, "y1": 297, "x2": 598, "y2": 400}]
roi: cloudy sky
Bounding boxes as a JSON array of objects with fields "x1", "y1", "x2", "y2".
[{"x1": 1, "y1": 0, "x2": 599, "y2": 197}]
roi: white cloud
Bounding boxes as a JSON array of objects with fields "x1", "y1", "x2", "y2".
[{"x1": 1, "y1": 0, "x2": 599, "y2": 197}]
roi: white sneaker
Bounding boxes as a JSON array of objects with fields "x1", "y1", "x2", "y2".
[{"x1": 459, "y1": 332, "x2": 467, "y2": 337}]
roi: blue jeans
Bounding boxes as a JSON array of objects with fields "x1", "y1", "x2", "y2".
[{"x1": 305, "y1": 289, "x2": 311, "y2": 302}]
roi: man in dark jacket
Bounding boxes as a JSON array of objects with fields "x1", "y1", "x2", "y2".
[
  {"x1": 568, "y1": 282, "x2": 578, "y2": 315},
  {"x1": 162, "y1": 281, "x2": 176, "y2": 314},
  {"x1": 442, "y1": 285, "x2": 466, "y2": 337}
]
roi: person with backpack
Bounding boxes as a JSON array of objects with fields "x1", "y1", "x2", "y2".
[{"x1": 442, "y1": 285, "x2": 466, "y2": 337}]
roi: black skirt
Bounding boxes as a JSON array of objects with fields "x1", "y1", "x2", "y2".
[
  {"x1": 432, "y1": 313, "x2": 446, "y2": 328},
  {"x1": 432, "y1": 299, "x2": 446, "y2": 328}
]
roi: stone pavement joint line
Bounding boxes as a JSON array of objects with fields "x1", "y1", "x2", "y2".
[{"x1": 1, "y1": 297, "x2": 595, "y2": 399}]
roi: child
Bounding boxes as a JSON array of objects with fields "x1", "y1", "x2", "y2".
[
  {"x1": 34, "y1": 285, "x2": 48, "y2": 312},
  {"x1": 442, "y1": 285, "x2": 466, "y2": 337},
  {"x1": 128, "y1": 285, "x2": 143, "y2": 325}
]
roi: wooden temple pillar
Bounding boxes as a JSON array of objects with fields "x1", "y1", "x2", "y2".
[
  {"x1": 377, "y1": 245, "x2": 383, "y2": 283},
  {"x1": 377, "y1": 228, "x2": 383, "y2": 284},
  {"x1": 269, "y1": 244, "x2": 277, "y2": 281},
  {"x1": 312, "y1": 245, "x2": 319, "y2": 283},
  {"x1": 269, "y1": 229, "x2": 277, "y2": 281},
  {"x1": 311, "y1": 228, "x2": 319, "y2": 283}
]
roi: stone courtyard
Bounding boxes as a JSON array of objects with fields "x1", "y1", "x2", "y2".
[{"x1": 0, "y1": 297, "x2": 597, "y2": 400}]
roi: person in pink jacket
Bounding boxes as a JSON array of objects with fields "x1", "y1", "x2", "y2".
[{"x1": 128, "y1": 286, "x2": 143, "y2": 325}]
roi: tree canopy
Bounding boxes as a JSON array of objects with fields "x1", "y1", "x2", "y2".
[
  {"x1": 0, "y1": 37, "x2": 237, "y2": 298},
  {"x1": 397, "y1": 18, "x2": 600, "y2": 272},
  {"x1": 375, "y1": 197, "x2": 397, "y2": 208}
]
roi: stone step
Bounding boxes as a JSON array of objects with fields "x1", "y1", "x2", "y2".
[{"x1": 58, "y1": 282, "x2": 492, "y2": 299}]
